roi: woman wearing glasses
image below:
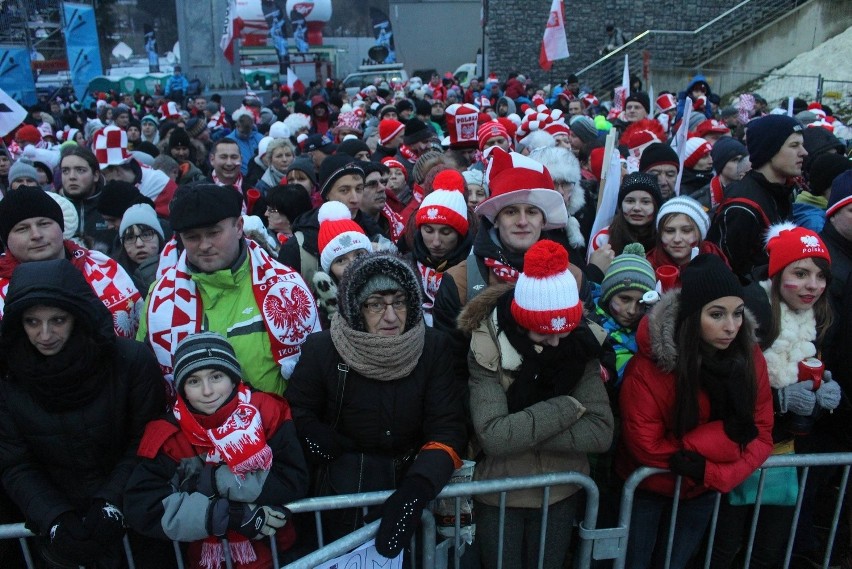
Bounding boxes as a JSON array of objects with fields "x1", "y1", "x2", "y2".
[
  {"x1": 115, "y1": 203, "x2": 166, "y2": 297},
  {"x1": 285, "y1": 251, "x2": 466, "y2": 559}
]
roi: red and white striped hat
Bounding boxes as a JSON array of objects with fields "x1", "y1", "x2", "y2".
[
  {"x1": 415, "y1": 170, "x2": 469, "y2": 236},
  {"x1": 683, "y1": 137, "x2": 713, "y2": 169},
  {"x1": 94, "y1": 126, "x2": 132, "y2": 169},
  {"x1": 511, "y1": 239, "x2": 582, "y2": 335},
  {"x1": 445, "y1": 103, "x2": 480, "y2": 149},
  {"x1": 379, "y1": 119, "x2": 405, "y2": 146},
  {"x1": 160, "y1": 101, "x2": 181, "y2": 121},
  {"x1": 477, "y1": 120, "x2": 510, "y2": 152},
  {"x1": 475, "y1": 147, "x2": 567, "y2": 230},
  {"x1": 656, "y1": 93, "x2": 677, "y2": 113},
  {"x1": 581, "y1": 93, "x2": 599, "y2": 108}
]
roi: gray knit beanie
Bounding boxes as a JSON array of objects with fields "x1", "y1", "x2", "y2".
[
  {"x1": 8, "y1": 159, "x2": 40, "y2": 186},
  {"x1": 173, "y1": 332, "x2": 242, "y2": 395},
  {"x1": 600, "y1": 243, "x2": 656, "y2": 309}
]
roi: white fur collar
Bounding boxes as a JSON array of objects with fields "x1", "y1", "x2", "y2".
[
  {"x1": 567, "y1": 185, "x2": 586, "y2": 216},
  {"x1": 759, "y1": 279, "x2": 817, "y2": 389}
]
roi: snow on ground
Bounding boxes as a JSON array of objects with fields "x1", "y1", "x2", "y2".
[{"x1": 749, "y1": 26, "x2": 852, "y2": 118}]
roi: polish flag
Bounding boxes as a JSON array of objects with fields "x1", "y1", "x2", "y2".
[
  {"x1": 539, "y1": 0, "x2": 569, "y2": 71},
  {"x1": 220, "y1": 0, "x2": 242, "y2": 64},
  {"x1": 287, "y1": 67, "x2": 305, "y2": 95}
]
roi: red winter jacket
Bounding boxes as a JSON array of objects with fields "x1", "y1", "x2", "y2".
[{"x1": 615, "y1": 291, "x2": 774, "y2": 499}]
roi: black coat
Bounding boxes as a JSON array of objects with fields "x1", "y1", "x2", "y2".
[{"x1": 285, "y1": 328, "x2": 466, "y2": 494}]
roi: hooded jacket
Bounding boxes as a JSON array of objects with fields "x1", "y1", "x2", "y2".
[
  {"x1": 615, "y1": 290, "x2": 774, "y2": 498},
  {"x1": 0, "y1": 260, "x2": 165, "y2": 535},
  {"x1": 458, "y1": 285, "x2": 613, "y2": 507}
]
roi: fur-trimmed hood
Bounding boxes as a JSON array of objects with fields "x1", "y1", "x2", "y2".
[
  {"x1": 638, "y1": 289, "x2": 758, "y2": 373},
  {"x1": 457, "y1": 283, "x2": 514, "y2": 335}
]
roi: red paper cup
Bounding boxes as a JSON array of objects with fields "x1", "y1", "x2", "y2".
[
  {"x1": 656, "y1": 265, "x2": 679, "y2": 293},
  {"x1": 798, "y1": 357, "x2": 824, "y2": 391}
]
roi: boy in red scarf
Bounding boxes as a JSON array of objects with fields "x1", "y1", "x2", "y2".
[{"x1": 125, "y1": 332, "x2": 309, "y2": 569}]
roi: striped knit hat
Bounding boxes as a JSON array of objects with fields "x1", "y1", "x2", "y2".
[
  {"x1": 511, "y1": 240, "x2": 582, "y2": 335},
  {"x1": 317, "y1": 201, "x2": 371, "y2": 273},
  {"x1": 415, "y1": 170, "x2": 469, "y2": 236},
  {"x1": 173, "y1": 332, "x2": 242, "y2": 395},
  {"x1": 600, "y1": 243, "x2": 656, "y2": 309},
  {"x1": 656, "y1": 195, "x2": 710, "y2": 240}
]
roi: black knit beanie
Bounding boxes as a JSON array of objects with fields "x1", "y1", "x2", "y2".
[
  {"x1": 678, "y1": 254, "x2": 742, "y2": 325},
  {"x1": 97, "y1": 180, "x2": 144, "y2": 218},
  {"x1": 746, "y1": 115, "x2": 802, "y2": 170},
  {"x1": 173, "y1": 331, "x2": 242, "y2": 395},
  {"x1": 0, "y1": 187, "x2": 65, "y2": 245},
  {"x1": 617, "y1": 172, "x2": 664, "y2": 209}
]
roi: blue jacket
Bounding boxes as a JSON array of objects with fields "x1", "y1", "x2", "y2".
[
  {"x1": 226, "y1": 129, "x2": 264, "y2": 175},
  {"x1": 792, "y1": 202, "x2": 826, "y2": 233},
  {"x1": 676, "y1": 74, "x2": 713, "y2": 122},
  {"x1": 164, "y1": 74, "x2": 189, "y2": 96}
]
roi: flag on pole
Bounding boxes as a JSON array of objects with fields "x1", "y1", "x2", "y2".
[
  {"x1": 481, "y1": 0, "x2": 488, "y2": 27},
  {"x1": 220, "y1": 0, "x2": 241, "y2": 63},
  {"x1": 787, "y1": 96, "x2": 794, "y2": 117},
  {"x1": 671, "y1": 97, "x2": 692, "y2": 197},
  {"x1": 611, "y1": 54, "x2": 630, "y2": 112},
  {"x1": 0, "y1": 88, "x2": 28, "y2": 137},
  {"x1": 587, "y1": 130, "x2": 622, "y2": 261},
  {"x1": 539, "y1": 0, "x2": 569, "y2": 71},
  {"x1": 287, "y1": 67, "x2": 305, "y2": 95}
]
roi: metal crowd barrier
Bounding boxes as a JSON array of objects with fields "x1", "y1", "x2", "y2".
[{"x1": 2, "y1": 452, "x2": 852, "y2": 569}]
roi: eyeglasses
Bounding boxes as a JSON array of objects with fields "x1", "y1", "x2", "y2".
[
  {"x1": 266, "y1": 206, "x2": 279, "y2": 214},
  {"x1": 365, "y1": 178, "x2": 389, "y2": 189},
  {"x1": 554, "y1": 181, "x2": 576, "y2": 192},
  {"x1": 363, "y1": 297, "x2": 407, "y2": 314},
  {"x1": 123, "y1": 230, "x2": 158, "y2": 244}
]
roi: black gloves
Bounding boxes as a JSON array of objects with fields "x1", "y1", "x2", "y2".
[
  {"x1": 368, "y1": 476, "x2": 433, "y2": 559},
  {"x1": 49, "y1": 512, "x2": 101, "y2": 565},
  {"x1": 229, "y1": 503, "x2": 290, "y2": 540},
  {"x1": 83, "y1": 499, "x2": 125, "y2": 544},
  {"x1": 181, "y1": 463, "x2": 221, "y2": 498},
  {"x1": 669, "y1": 450, "x2": 706, "y2": 482}
]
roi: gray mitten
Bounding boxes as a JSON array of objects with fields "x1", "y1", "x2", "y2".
[
  {"x1": 778, "y1": 380, "x2": 816, "y2": 415},
  {"x1": 815, "y1": 375, "x2": 842, "y2": 411}
]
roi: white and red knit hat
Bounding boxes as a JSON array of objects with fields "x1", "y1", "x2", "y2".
[
  {"x1": 511, "y1": 240, "x2": 582, "y2": 335},
  {"x1": 476, "y1": 148, "x2": 568, "y2": 230},
  {"x1": 765, "y1": 222, "x2": 831, "y2": 277},
  {"x1": 683, "y1": 137, "x2": 713, "y2": 169},
  {"x1": 544, "y1": 122, "x2": 570, "y2": 138},
  {"x1": 477, "y1": 121, "x2": 510, "y2": 152},
  {"x1": 317, "y1": 201, "x2": 372, "y2": 273},
  {"x1": 159, "y1": 101, "x2": 181, "y2": 121},
  {"x1": 415, "y1": 170, "x2": 469, "y2": 236},
  {"x1": 445, "y1": 103, "x2": 480, "y2": 149},
  {"x1": 581, "y1": 93, "x2": 599, "y2": 108},
  {"x1": 655, "y1": 93, "x2": 677, "y2": 113},
  {"x1": 94, "y1": 125, "x2": 132, "y2": 169},
  {"x1": 379, "y1": 119, "x2": 405, "y2": 146},
  {"x1": 381, "y1": 157, "x2": 407, "y2": 178},
  {"x1": 807, "y1": 102, "x2": 826, "y2": 119}
]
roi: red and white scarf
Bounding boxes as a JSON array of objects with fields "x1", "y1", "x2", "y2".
[
  {"x1": 0, "y1": 241, "x2": 142, "y2": 338},
  {"x1": 483, "y1": 257, "x2": 520, "y2": 283},
  {"x1": 174, "y1": 382, "x2": 271, "y2": 569},
  {"x1": 417, "y1": 261, "x2": 444, "y2": 309},
  {"x1": 381, "y1": 204, "x2": 405, "y2": 243},
  {"x1": 398, "y1": 144, "x2": 419, "y2": 163},
  {"x1": 146, "y1": 240, "x2": 319, "y2": 387},
  {"x1": 710, "y1": 175, "x2": 725, "y2": 212},
  {"x1": 212, "y1": 171, "x2": 248, "y2": 214}
]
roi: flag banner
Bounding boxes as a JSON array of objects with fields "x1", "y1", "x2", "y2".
[
  {"x1": 289, "y1": 6, "x2": 309, "y2": 53},
  {"x1": 63, "y1": 2, "x2": 103, "y2": 101},
  {"x1": 0, "y1": 47, "x2": 37, "y2": 106},
  {"x1": 143, "y1": 25, "x2": 160, "y2": 73},
  {"x1": 263, "y1": 0, "x2": 290, "y2": 74},
  {"x1": 672, "y1": 97, "x2": 692, "y2": 196},
  {"x1": 287, "y1": 66, "x2": 304, "y2": 95},
  {"x1": 539, "y1": 0, "x2": 569, "y2": 71},
  {"x1": 369, "y1": 8, "x2": 396, "y2": 63},
  {"x1": 0, "y1": 87, "x2": 29, "y2": 137},
  {"x1": 220, "y1": 0, "x2": 240, "y2": 63},
  {"x1": 481, "y1": 0, "x2": 488, "y2": 27},
  {"x1": 588, "y1": 129, "x2": 622, "y2": 261}
]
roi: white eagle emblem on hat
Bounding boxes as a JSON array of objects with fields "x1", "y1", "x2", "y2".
[
  {"x1": 550, "y1": 316, "x2": 567, "y2": 331},
  {"x1": 427, "y1": 207, "x2": 439, "y2": 219},
  {"x1": 800, "y1": 235, "x2": 820, "y2": 248}
]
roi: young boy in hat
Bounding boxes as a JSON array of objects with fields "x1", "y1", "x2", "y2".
[{"x1": 126, "y1": 332, "x2": 309, "y2": 569}]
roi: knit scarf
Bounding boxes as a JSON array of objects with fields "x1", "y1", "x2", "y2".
[
  {"x1": 381, "y1": 204, "x2": 405, "y2": 243},
  {"x1": 329, "y1": 312, "x2": 425, "y2": 381},
  {"x1": 147, "y1": 240, "x2": 317, "y2": 386},
  {"x1": 174, "y1": 383, "x2": 270, "y2": 569},
  {"x1": 483, "y1": 257, "x2": 520, "y2": 283},
  {"x1": 417, "y1": 261, "x2": 445, "y2": 308},
  {"x1": 398, "y1": 144, "x2": 419, "y2": 162},
  {"x1": 156, "y1": 236, "x2": 180, "y2": 280},
  {"x1": 759, "y1": 279, "x2": 818, "y2": 389},
  {"x1": 0, "y1": 241, "x2": 142, "y2": 338},
  {"x1": 260, "y1": 165, "x2": 286, "y2": 189},
  {"x1": 699, "y1": 351, "x2": 758, "y2": 448},
  {"x1": 710, "y1": 175, "x2": 725, "y2": 211}
]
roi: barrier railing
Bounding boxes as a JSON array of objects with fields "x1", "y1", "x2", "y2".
[{"x1": 3, "y1": 452, "x2": 852, "y2": 569}]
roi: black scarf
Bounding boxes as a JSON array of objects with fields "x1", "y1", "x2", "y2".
[
  {"x1": 699, "y1": 350, "x2": 758, "y2": 448},
  {"x1": 472, "y1": 222, "x2": 526, "y2": 273},
  {"x1": 7, "y1": 332, "x2": 111, "y2": 412},
  {"x1": 495, "y1": 291, "x2": 600, "y2": 413},
  {"x1": 412, "y1": 226, "x2": 474, "y2": 270}
]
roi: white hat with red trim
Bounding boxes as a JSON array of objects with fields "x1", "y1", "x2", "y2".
[
  {"x1": 159, "y1": 101, "x2": 181, "y2": 121},
  {"x1": 511, "y1": 239, "x2": 582, "y2": 335},
  {"x1": 444, "y1": 103, "x2": 480, "y2": 149},
  {"x1": 415, "y1": 170, "x2": 469, "y2": 236},
  {"x1": 655, "y1": 93, "x2": 677, "y2": 113},
  {"x1": 475, "y1": 147, "x2": 567, "y2": 230},
  {"x1": 94, "y1": 125, "x2": 132, "y2": 169}
]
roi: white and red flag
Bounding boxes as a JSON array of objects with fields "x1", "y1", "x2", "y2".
[
  {"x1": 539, "y1": 0, "x2": 569, "y2": 71},
  {"x1": 288, "y1": 67, "x2": 305, "y2": 95}
]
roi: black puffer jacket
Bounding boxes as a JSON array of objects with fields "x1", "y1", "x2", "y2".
[{"x1": 0, "y1": 259, "x2": 165, "y2": 535}]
